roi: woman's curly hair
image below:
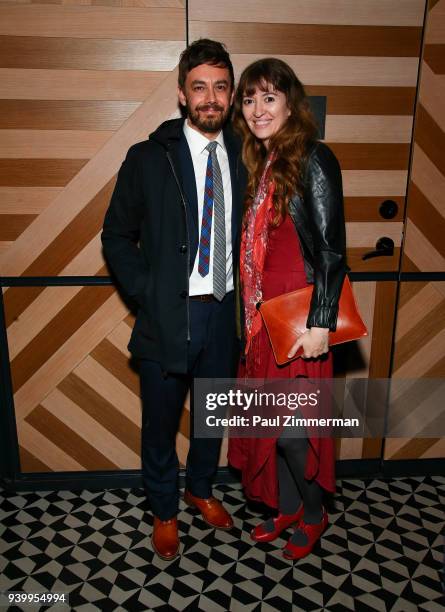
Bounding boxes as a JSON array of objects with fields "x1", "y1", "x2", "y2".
[{"x1": 233, "y1": 58, "x2": 318, "y2": 225}]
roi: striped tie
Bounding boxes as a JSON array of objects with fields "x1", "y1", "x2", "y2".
[{"x1": 198, "y1": 141, "x2": 226, "y2": 301}]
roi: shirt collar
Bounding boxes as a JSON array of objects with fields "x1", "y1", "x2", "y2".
[{"x1": 183, "y1": 119, "x2": 226, "y2": 156}]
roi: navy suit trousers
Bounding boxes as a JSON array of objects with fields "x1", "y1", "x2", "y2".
[{"x1": 139, "y1": 292, "x2": 238, "y2": 520}]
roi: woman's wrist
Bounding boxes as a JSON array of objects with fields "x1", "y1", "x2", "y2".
[{"x1": 308, "y1": 326, "x2": 329, "y2": 334}]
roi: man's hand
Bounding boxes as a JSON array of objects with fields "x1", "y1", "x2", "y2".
[{"x1": 287, "y1": 327, "x2": 329, "y2": 359}]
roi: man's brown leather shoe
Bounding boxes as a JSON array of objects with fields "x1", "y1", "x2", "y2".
[
  {"x1": 151, "y1": 516, "x2": 179, "y2": 561},
  {"x1": 184, "y1": 490, "x2": 233, "y2": 530}
]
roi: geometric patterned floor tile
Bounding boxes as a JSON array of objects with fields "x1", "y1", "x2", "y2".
[{"x1": 1, "y1": 476, "x2": 444, "y2": 611}]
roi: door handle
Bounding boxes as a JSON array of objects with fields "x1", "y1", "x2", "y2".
[{"x1": 362, "y1": 237, "x2": 394, "y2": 260}]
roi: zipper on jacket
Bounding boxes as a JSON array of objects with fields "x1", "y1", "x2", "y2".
[{"x1": 166, "y1": 150, "x2": 191, "y2": 341}]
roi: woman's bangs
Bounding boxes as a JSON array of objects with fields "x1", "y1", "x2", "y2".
[{"x1": 242, "y1": 71, "x2": 282, "y2": 98}]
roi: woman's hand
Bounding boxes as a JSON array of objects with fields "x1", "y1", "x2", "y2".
[{"x1": 287, "y1": 327, "x2": 329, "y2": 359}]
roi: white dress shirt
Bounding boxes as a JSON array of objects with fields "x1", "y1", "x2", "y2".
[{"x1": 183, "y1": 120, "x2": 234, "y2": 296}]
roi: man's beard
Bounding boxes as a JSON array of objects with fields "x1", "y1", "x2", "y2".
[{"x1": 187, "y1": 102, "x2": 229, "y2": 133}]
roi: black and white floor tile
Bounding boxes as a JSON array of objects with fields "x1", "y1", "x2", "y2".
[{"x1": 1, "y1": 477, "x2": 444, "y2": 611}]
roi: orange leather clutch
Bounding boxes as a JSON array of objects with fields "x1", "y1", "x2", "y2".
[{"x1": 258, "y1": 276, "x2": 368, "y2": 365}]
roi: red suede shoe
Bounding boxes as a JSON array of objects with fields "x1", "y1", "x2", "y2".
[
  {"x1": 184, "y1": 490, "x2": 233, "y2": 530},
  {"x1": 250, "y1": 505, "x2": 304, "y2": 543},
  {"x1": 282, "y1": 510, "x2": 328, "y2": 560}
]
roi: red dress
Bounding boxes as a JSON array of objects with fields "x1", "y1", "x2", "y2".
[{"x1": 228, "y1": 213, "x2": 335, "y2": 509}]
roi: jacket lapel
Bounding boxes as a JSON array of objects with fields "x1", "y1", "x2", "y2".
[{"x1": 176, "y1": 133, "x2": 199, "y2": 267}]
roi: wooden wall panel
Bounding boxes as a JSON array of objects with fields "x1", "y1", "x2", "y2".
[
  {"x1": 0, "y1": 1, "x2": 186, "y2": 472},
  {"x1": 335, "y1": 282, "x2": 398, "y2": 460},
  {"x1": 402, "y1": 2, "x2": 445, "y2": 272},
  {"x1": 0, "y1": 159, "x2": 88, "y2": 186},
  {"x1": 6, "y1": 0, "x2": 185, "y2": 5},
  {"x1": 9, "y1": 287, "x2": 140, "y2": 471},
  {"x1": 0, "y1": 5, "x2": 184, "y2": 39},
  {"x1": 0, "y1": 1, "x2": 184, "y2": 258},
  {"x1": 386, "y1": 0, "x2": 445, "y2": 462},
  {"x1": 344, "y1": 197, "x2": 405, "y2": 223},
  {"x1": 230, "y1": 55, "x2": 420, "y2": 87},
  {"x1": 190, "y1": 0, "x2": 425, "y2": 275},
  {"x1": 8, "y1": 285, "x2": 195, "y2": 472},
  {"x1": 188, "y1": 0, "x2": 425, "y2": 26},
  {"x1": 0, "y1": 130, "x2": 112, "y2": 158},
  {"x1": 0, "y1": 36, "x2": 183, "y2": 70},
  {"x1": 305, "y1": 86, "x2": 417, "y2": 116},
  {"x1": 0, "y1": 187, "x2": 61, "y2": 214},
  {"x1": 0, "y1": 69, "x2": 166, "y2": 101},
  {"x1": 190, "y1": 22, "x2": 421, "y2": 56},
  {"x1": 0, "y1": 101, "x2": 141, "y2": 130},
  {"x1": 335, "y1": 281, "x2": 373, "y2": 461},
  {"x1": 329, "y1": 144, "x2": 410, "y2": 170},
  {"x1": 385, "y1": 282, "x2": 445, "y2": 459}
]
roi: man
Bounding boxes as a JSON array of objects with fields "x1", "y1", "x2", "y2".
[{"x1": 101, "y1": 39, "x2": 246, "y2": 561}]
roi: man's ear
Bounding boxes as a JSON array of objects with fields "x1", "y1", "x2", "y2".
[
  {"x1": 178, "y1": 86, "x2": 186, "y2": 107},
  {"x1": 230, "y1": 89, "x2": 235, "y2": 106}
]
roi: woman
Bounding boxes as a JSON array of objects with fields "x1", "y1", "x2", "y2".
[{"x1": 228, "y1": 58, "x2": 347, "y2": 560}]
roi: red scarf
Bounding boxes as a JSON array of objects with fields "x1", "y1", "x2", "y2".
[{"x1": 240, "y1": 154, "x2": 275, "y2": 371}]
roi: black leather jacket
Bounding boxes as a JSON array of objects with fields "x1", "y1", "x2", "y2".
[{"x1": 288, "y1": 142, "x2": 347, "y2": 331}]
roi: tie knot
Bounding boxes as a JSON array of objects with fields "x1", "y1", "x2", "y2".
[{"x1": 206, "y1": 141, "x2": 218, "y2": 154}]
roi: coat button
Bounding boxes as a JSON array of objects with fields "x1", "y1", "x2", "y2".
[
  {"x1": 179, "y1": 244, "x2": 187, "y2": 253},
  {"x1": 180, "y1": 290, "x2": 187, "y2": 298}
]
